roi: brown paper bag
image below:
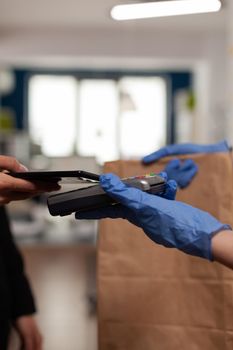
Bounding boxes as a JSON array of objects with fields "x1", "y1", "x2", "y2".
[{"x1": 97, "y1": 152, "x2": 233, "y2": 350}]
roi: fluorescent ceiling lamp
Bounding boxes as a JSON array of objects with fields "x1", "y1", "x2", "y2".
[{"x1": 111, "y1": 0, "x2": 222, "y2": 21}]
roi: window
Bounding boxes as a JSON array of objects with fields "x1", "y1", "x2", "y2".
[
  {"x1": 28, "y1": 74, "x2": 167, "y2": 163},
  {"x1": 28, "y1": 75, "x2": 77, "y2": 157},
  {"x1": 77, "y1": 79, "x2": 118, "y2": 163},
  {"x1": 118, "y1": 77, "x2": 166, "y2": 158}
]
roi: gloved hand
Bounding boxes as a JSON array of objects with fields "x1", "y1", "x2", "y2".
[
  {"x1": 76, "y1": 173, "x2": 231, "y2": 260},
  {"x1": 164, "y1": 158, "x2": 198, "y2": 188},
  {"x1": 142, "y1": 140, "x2": 229, "y2": 188},
  {"x1": 142, "y1": 140, "x2": 229, "y2": 164}
]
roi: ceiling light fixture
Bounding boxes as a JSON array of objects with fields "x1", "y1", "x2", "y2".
[{"x1": 111, "y1": 0, "x2": 222, "y2": 21}]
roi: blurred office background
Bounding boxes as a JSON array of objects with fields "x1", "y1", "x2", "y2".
[{"x1": 0, "y1": 0, "x2": 233, "y2": 348}]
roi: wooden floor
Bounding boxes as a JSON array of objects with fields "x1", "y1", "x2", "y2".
[{"x1": 9, "y1": 245, "x2": 98, "y2": 350}]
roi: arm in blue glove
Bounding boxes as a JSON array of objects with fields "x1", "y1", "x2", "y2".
[
  {"x1": 76, "y1": 173, "x2": 232, "y2": 264},
  {"x1": 142, "y1": 140, "x2": 229, "y2": 189},
  {"x1": 142, "y1": 140, "x2": 229, "y2": 164}
]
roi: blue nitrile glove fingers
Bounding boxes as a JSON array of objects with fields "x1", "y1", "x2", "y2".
[
  {"x1": 158, "y1": 171, "x2": 167, "y2": 181},
  {"x1": 76, "y1": 173, "x2": 231, "y2": 260},
  {"x1": 142, "y1": 140, "x2": 229, "y2": 164},
  {"x1": 160, "y1": 179, "x2": 177, "y2": 200},
  {"x1": 149, "y1": 171, "x2": 177, "y2": 200},
  {"x1": 164, "y1": 158, "x2": 198, "y2": 188},
  {"x1": 75, "y1": 174, "x2": 177, "y2": 220}
]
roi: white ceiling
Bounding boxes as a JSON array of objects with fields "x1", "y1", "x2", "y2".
[{"x1": 0, "y1": 0, "x2": 228, "y2": 32}]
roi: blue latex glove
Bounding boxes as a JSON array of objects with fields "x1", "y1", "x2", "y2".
[
  {"x1": 142, "y1": 140, "x2": 229, "y2": 164},
  {"x1": 164, "y1": 158, "x2": 198, "y2": 189},
  {"x1": 76, "y1": 173, "x2": 231, "y2": 260}
]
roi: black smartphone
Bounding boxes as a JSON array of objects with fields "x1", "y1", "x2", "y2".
[{"x1": 8, "y1": 170, "x2": 100, "y2": 184}]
